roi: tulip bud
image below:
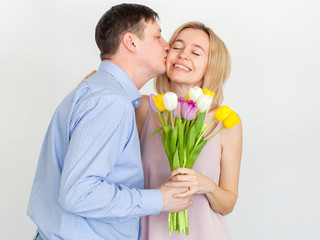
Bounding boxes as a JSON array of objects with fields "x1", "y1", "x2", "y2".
[
  {"x1": 172, "y1": 98, "x2": 185, "y2": 118},
  {"x1": 187, "y1": 92, "x2": 190, "y2": 101},
  {"x1": 188, "y1": 86, "x2": 203, "y2": 102},
  {"x1": 181, "y1": 100, "x2": 198, "y2": 120},
  {"x1": 163, "y1": 92, "x2": 178, "y2": 111},
  {"x1": 222, "y1": 111, "x2": 240, "y2": 129},
  {"x1": 196, "y1": 94, "x2": 213, "y2": 113},
  {"x1": 149, "y1": 94, "x2": 159, "y2": 113},
  {"x1": 214, "y1": 105, "x2": 233, "y2": 121},
  {"x1": 153, "y1": 94, "x2": 166, "y2": 112},
  {"x1": 203, "y1": 89, "x2": 215, "y2": 98}
]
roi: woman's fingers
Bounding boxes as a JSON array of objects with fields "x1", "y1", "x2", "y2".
[
  {"x1": 166, "y1": 181, "x2": 192, "y2": 188},
  {"x1": 174, "y1": 188, "x2": 195, "y2": 198},
  {"x1": 83, "y1": 70, "x2": 97, "y2": 81},
  {"x1": 171, "y1": 174, "x2": 195, "y2": 182},
  {"x1": 170, "y1": 167, "x2": 194, "y2": 178}
]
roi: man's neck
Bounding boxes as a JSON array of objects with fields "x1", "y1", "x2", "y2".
[{"x1": 108, "y1": 59, "x2": 151, "y2": 90}]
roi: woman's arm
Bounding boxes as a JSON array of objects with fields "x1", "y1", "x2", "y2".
[
  {"x1": 206, "y1": 120, "x2": 242, "y2": 215},
  {"x1": 167, "y1": 120, "x2": 242, "y2": 216},
  {"x1": 135, "y1": 95, "x2": 150, "y2": 135}
]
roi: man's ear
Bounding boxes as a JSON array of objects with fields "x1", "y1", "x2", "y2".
[{"x1": 122, "y1": 32, "x2": 137, "y2": 53}]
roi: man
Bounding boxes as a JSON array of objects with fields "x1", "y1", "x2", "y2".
[{"x1": 28, "y1": 4, "x2": 192, "y2": 240}]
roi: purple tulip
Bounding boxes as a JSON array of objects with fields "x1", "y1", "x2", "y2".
[
  {"x1": 181, "y1": 100, "x2": 198, "y2": 120},
  {"x1": 172, "y1": 97, "x2": 185, "y2": 118},
  {"x1": 149, "y1": 94, "x2": 159, "y2": 112}
]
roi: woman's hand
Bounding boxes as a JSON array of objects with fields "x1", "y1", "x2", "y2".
[
  {"x1": 78, "y1": 70, "x2": 96, "y2": 86},
  {"x1": 82, "y1": 70, "x2": 97, "y2": 82},
  {"x1": 166, "y1": 168, "x2": 216, "y2": 198},
  {"x1": 165, "y1": 121, "x2": 242, "y2": 215}
]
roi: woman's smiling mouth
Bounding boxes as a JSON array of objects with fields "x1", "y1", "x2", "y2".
[{"x1": 173, "y1": 64, "x2": 191, "y2": 71}]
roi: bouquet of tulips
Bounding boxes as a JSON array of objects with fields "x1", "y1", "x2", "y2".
[{"x1": 149, "y1": 86, "x2": 240, "y2": 236}]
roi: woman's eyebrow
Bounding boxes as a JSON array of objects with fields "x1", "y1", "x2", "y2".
[
  {"x1": 173, "y1": 39, "x2": 205, "y2": 52},
  {"x1": 172, "y1": 39, "x2": 184, "y2": 45}
]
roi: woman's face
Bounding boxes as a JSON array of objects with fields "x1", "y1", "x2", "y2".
[{"x1": 166, "y1": 28, "x2": 210, "y2": 88}]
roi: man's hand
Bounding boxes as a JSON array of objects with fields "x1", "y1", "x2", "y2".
[{"x1": 158, "y1": 182, "x2": 193, "y2": 212}]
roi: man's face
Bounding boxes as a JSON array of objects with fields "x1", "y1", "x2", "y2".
[{"x1": 136, "y1": 21, "x2": 169, "y2": 78}]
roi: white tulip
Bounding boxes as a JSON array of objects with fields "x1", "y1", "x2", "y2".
[
  {"x1": 163, "y1": 92, "x2": 178, "y2": 111},
  {"x1": 196, "y1": 94, "x2": 213, "y2": 112},
  {"x1": 188, "y1": 86, "x2": 203, "y2": 102}
]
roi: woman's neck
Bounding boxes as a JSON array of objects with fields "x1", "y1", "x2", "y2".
[
  {"x1": 170, "y1": 85, "x2": 189, "y2": 98},
  {"x1": 170, "y1": 82, "x2": 201, "y2": 99}
]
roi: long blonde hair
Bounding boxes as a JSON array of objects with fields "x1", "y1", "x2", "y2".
[{"x1": 155, "y1": 22, "x2": 231, "y2": 110}]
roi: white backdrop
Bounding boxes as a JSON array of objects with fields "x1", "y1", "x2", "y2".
[{"x1": 1, "y1": 0, "x2": 320, "y2": 239}]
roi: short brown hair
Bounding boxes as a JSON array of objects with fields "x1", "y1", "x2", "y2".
[
  {"x1": 155, "y1": 22, "x2": 231, "y2": 111},
  {"x1": 95, "y1": 3, "x2": 159, "y2": 60}
]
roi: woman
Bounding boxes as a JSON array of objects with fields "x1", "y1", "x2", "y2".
[{"x1": 136, "y1": 22, "x2": 242, "y2": 239}]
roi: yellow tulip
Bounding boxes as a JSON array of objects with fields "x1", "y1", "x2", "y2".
[
  {"x1": 153, "y1": 94, "x2": 166, "y2": 112},
  {"x1": 203, "y1": 89, "x2": 215, "y2": 98},
  {"x1": 222, "y1": 111, "x2": 240, "y2": 129},
  {"x1": 214, "y1": 105, "x2": 233, "y2": 121},
  {"x1": 186, "y1": 92, "x2": 190, "y2": 101}
]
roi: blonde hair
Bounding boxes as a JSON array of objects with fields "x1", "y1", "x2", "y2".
[{"x1": 155, "y1": 22, "x2": 231, "y2": 110}]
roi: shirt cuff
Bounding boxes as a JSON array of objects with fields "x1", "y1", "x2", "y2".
[{"x1": 139, "y1": 189, "x2": 163, "y2": 216}]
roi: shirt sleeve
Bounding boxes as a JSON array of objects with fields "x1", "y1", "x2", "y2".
[{"x1": 58, "y1": 96, "x2": 163, "y2": 221}]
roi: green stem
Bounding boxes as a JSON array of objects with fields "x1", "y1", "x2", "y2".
[
  {"x1": 203, "y1": 120, "x2": 217, "y2": 135},
  {"x1": 163, "y1": 112, "x2": 168, "y2": 125},
  {"x1": 194, "y1": 120, "x2": 217, "y2": 148},
  {"x1": 186, "y1": 212, "x2": 189, "y2": 235},
  {"x1": 168, "y1": 213, "x2": 171, "y2": 235},
  {"x1": 158, "y1": 111, "x2": 164, "y2": 126},
  {"x1": 184, "y1": 120, "x2": 190, "y2": 144},
  {"x1": 190, "y1": 118, "x2": 195, "y2": 127},
  {"x1": 169, "y1": 111, "x2": 174, "y2": 128},
  {"x1": 183, "y1": 150, "x2": 187, "y2": 168},
  {"x1": 207, "y1": 127, "x2": 225, "y2": 142}
]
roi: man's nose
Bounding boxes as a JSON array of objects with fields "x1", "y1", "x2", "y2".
[{"x1": 162, "y1": 38, "x2": 170, "y2": 51}]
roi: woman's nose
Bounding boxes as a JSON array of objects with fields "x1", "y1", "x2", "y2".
[{"x1": 178, "y1": 50, "x2": 188, "y2": 59}]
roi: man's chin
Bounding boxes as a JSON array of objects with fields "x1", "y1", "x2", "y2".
[{"x1": 156, "y1": 66, "x2": 166, "y2": 76}]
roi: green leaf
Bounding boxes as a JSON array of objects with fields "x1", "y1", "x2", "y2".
[
  {"x1": 172, "y1": 148, "x2": 180, "y2": 170},
  {"x1": 187, "y1": 124, "x2": 196, "y2": 153},
  {"x1": 162, "y1": 126, "x2": 172, "y2": 156},
  {"x1": 148, "y1": 126, "x2": 163, "y2": 138},
  {"x1": 161, "y1": 129, "x2": 166, "y2": 146},
  {"x1": 184, "y1": 120, "x2": 190, "y2": 143},
  {"x1": 185, "y1": 139, "x2": 208, "y2": 168},
  {"x1": 178, "y1": 124, "x2": 185, "y2": 166},
  {"x1": 170, "y1": 126, "x2": 178, "y2": 153},
  {"x1": 162, "y1": 131, "x2": 172, "y2": 166},
  {"x1": 194, "y1": 112, "x2": 206, "y2": 136},
  {"x1": 162, "y1": 125, "x2": 171, "y2": 136}
]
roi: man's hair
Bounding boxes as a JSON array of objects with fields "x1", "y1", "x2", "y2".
[{"x1": 95, "y1": 3, "x2": 159, "y2": 60}]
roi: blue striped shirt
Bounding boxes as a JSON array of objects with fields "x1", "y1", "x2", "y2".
[{"x1": 27, "y1": 61, "x2": 163, "y2": 240}]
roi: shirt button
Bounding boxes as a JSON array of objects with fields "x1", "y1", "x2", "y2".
[{"x1": 135, "y1": 100, "x2": 139, "y2": 105}]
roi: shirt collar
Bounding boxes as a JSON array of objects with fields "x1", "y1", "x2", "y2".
[{"x1": 98, "y1": 61, "x2": 141, "y2": 108}]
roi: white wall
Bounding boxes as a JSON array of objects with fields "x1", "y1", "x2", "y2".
[{"x1": 1, "y1": 0, "x2": 319, "y2": 239}]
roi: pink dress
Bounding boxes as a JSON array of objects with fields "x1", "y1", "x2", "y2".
[{"x1": 140, "y1": 110, "x2": 232, "y2": 240}]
